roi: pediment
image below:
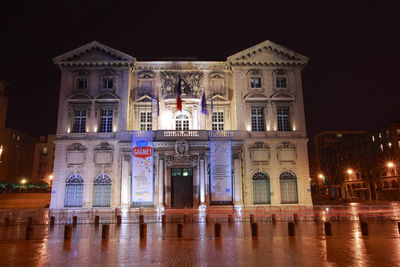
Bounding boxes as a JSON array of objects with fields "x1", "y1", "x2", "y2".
[
  {"x1": 270, "y1": 92, "x2": 294, "y2": 99},
  {"x1": 53, "y1": 41, "x2": 135, "y2": 67},
  {"x1": 209, "y1": 94, "x2": 229, "y2": 102},
  {"x1": 95, "y1": 92, "x2": 120, "y2": 100},
  {"x1": 134, "y1": 95, "x2": 155, "y2": 102},
  {"x1": 243, "y1": 92, "x2": 268, "y2": 101},
  {"x1": 68, "y1": 92, "x2": 92, "y2": 100},
  {"x1": 227, "y1": 40, "x2": 308, "y2": 66}
]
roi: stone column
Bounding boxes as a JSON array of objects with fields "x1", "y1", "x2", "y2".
[
  {"x1": 158, "y1": 155, "x2": 164, "y2": 208},
  {"x1": 120, "y1": 152, "x2": 131, "y2": 207},
  {"x1": 233, "y1": 150, "x2": 243, "y2": 207},
  {"x1": 199, "y1": 155, "x2": 206, "y2": 206}
]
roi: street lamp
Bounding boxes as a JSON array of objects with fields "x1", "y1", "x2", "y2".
[
  {"x1": 387, "y1": 161, "x2": 395, "y2": 168},
  {"x1": 346, "y1": 169, "x2": 354, "y2": 175},
  {"x1": 20, "y1": 178, "x2": 27, "y2": 185},
  {"x1": 0, "y1": 145, "x2": 3, "y2": 163}
]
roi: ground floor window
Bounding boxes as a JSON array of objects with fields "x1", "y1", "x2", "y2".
[
  {"x1": 280, "y1": 171, "x2": 298, "y2": 203},
  {"x1": 252, "y1": 172, "x2": 271, "y2": 204},
  {"x1": 64, "y1": 174, "x2": 84, "y2": 207},
  {"x1": 93, "y1": 174, "x2": 112, "y2": 207}
]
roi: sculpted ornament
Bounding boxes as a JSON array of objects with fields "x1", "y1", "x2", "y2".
[{"x1": 175, "y1": 141, "x2": 189, "y2": 158}]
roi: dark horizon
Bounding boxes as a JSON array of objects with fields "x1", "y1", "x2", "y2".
[{"x1": 1, "y1": 1, "x2": 399, "y2": 138}]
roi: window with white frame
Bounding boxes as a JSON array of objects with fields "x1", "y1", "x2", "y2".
[
  {"x1": 277, "y1": 107, "x2": 290, "y2": 131},
  {"x1": 140, "y1": 112, "x2": 152, "y2": 130},
  {"x1": 100, "y1": 110, "x2": 113, "y2": 133},
  {"x1": 103, "y1": 78, "x2": 114, "y2": 89},
  {"x1": 93, "y1": 174, "x2": 112, "y2": 207},
  {"x1": 175, "y1": 114, "x2": 189, "y2": 130},
  {"x1": 77, "y1": 78, "x2": 88, "y2": 89},
  {"x1": 212, "y1": 111, "x2": 224, "y2": 130},
  {"x1": 251, "y1": 107, "x2": 264, "y2": 131},
  {"x1": 73, "y1": 110, "x2": 87, "y2": 133},
  {"x1": 274, "y1": 69, "x2": 287, "y2": 89},
  {"x1": 279, "y1": 171, "x2": 298, "y2": 204},
  {"x1": 64, "y1": 174, "x2": 84, "y2": 207},
  {"x1": 250, "y1": 77, "x2": 262, "y2": 89}
]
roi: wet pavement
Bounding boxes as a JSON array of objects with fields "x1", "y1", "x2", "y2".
[{"x1": 1, "y1": 205, "x2": 400, "y2": 266}]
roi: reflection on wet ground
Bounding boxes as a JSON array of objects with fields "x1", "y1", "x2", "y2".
[{"x1": 0, "y1": 221, "x2": 400, "y2": 266}]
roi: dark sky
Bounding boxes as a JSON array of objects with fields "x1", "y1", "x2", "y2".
[{"x1": 1, "y1": 0, "x2": 399, "y2": 137}]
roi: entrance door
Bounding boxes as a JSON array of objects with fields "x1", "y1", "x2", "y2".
[{"x1": 171, "y1": 168, "x2": 193, "y2": 208}]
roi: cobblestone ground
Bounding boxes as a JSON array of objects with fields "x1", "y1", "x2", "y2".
[{"x1": 0, "y1": 221, "x2": 400, "y2": 266}]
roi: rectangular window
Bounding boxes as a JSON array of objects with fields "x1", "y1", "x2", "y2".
[
  {"x1": 277, "y1": 107, "x2": 290, "y2": 131},
  {"x1": 77, "y1": 79, "x2": 88, "y2": 89},
  {"x1": 103, "y1": 79, "x2": 114, "y2": 89},
  {"x1": 73, "y1": 110, "x2": 86, "y2": 133},
  {"x1": 250, "y1": 77, "x2": 262, "y2": 88},
  {"x1": 140, "y1": 112, "x2": 152, "y2": 130},
  {"x1": 276, "y1": 77, "x2": 287, "y2": 88},
  {"x1": 100, "y1": 110, "x2": 113, "y2": 133},
  {"x1": 251, "y1": 107, "x2": 264, "y2": 131},
  {"x1": 212, "y1": 112, "x2": 224, "y2": 130}
]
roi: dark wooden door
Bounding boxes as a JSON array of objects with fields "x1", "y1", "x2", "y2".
[{"x1": 171, "y1": 168, "x2": 193, "y2": 208}]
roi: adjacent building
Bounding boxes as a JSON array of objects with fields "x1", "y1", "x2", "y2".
[
  {"x1": 31, "y1": 135, "x2": 56, "y2": 184},
  {"x1": 311, "y1": 125, "x2": 400, "y2": 201},
  {"x1": 49, "y1": 40, "x2": 313, "y2": 210}
]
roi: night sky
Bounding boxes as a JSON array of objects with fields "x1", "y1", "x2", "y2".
[{"x1": 1, "y1": 1, "x2": 399, "y2": 138}]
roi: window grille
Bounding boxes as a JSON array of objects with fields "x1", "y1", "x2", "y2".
[
  {"x1": 277, "y1": 107, "x2": 290, "y2": 131},
  {"x1": 64, "y1": 174, "x2": 84, "y2": 207},
  {"x1": 73, "y1": 110, "x2": 86, "y2": 133},
  {"x1": 175, "y1": 114, "x2": 189, "y2": 130},
  {"x1": 251, "y1": 107, "x2": 264, "y2": 131},
  {"x1": 279, "y1": 171, "x2": 298, "y2": 204},
  {"x1": 140, "y1": 112, "x2": 152, "y2": 130},
  {"x1": 93, "y1": 174, "x2": 112, "y2": 207},
  {"x1": 212, "y1": 112, "x2": 224, "y2": 130},
  {"x1": 100, "y1": 110, "x2": 113, "y2": 133},
  {"x1": 252, "y1": 172, "x2": 270, "y2": 204}
]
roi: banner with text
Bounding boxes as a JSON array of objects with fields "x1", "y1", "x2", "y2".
[
  {"x1": 131, "y1": 131, "x2": 154, "y2": 205},
  {"x1": 209, "y1": 132, "x2": 233, "y2": 204}
]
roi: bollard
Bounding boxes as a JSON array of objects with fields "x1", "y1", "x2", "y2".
[
  {"x1": 50, "y1": 216, "x2": 55, "y2": 226},
  {"x1": 397, "y1": 222, "x2": 400, "y2": 235},
  {"x1": 293, "y1": 213, "x2": 299, "y2": 223},
  {"x1": 288, "y1": 222, "x2": 295, "y2": 236},
  {"x1": 324, "y1": 222, "x2": 332, "y2": 236},
  {"x1": 64, "y1": 225, "x2": 72, "y2": 240},
  {"x1": 177, "y1": 223, "x2": 183, "y2": 237},
  {"x1": 162, "y1": 215, "x2": 166, "y2": 224},
  {"x1": 228, "y1": 214, "x2": 234, "y2": 223},
  {"x1": 25, "y1": 226, "x2": 34, "y2": 240},
  {"x1": 139, "y1": 215, "x2": 144, "y2": 224},
  {"x1": 72, "y1": 216, "x2": 78, "y2": 227},
  {"x1": 140, "y1": 223, "x2": 147, "y2": 239},
  {"x1": 251, "y1": 222, "x2": 258, "y2": 238},
  {"x1": 183, "y1": 214, "x2": 188, "y2": 223},
  {"x1": 271, "y1": 214, "x2": 277, "y2": 223},
  {"x1": 4, "y1": 217, "x2": 10, "y2": 226},
  {"x1": 95, "y1": 216, "x2": 100, "y2": 226},
  {"x1": 250, "y1": 214, "x2": 255, "y2": 223},
  {"x1": 214, "y1": 223, "x2": 221, "y2": 238},
  {"x1": 360, "y1": 222, "x2": 369, "y2": 236},
  {"x1": 102, "y1": 224, "x2": 110, "y2": 239},
  {"x1": 27, "y1": 217, "x2": 33, "y2": 226},
  {"x1": 117, "y1": 215, "x2": 122, "y2": 226}
]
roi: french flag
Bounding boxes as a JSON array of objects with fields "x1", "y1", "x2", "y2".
[{"x1": 176, "y1": 75, "x2": 182, "y2": 111}]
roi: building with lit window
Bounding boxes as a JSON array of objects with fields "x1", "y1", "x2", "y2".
[
  {"x1": 31, "y1": 135, "x2": 56, "y2": 184},
  {"x1": 49, "y1": 40, "x2": 312, "y2": 210}
]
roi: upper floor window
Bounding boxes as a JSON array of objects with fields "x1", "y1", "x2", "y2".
[
  {"x1": 138, "y1": 71, "x2": 155, "y2": 97},
  {"x1": 275, "y1": 77, "x2": 287, "y2": 88},
  {"x1": 103, "y1": 79, "x2": 114, "y2": 89},
  {"x1": 212, "y1": 111, "x2": 224, "y2": 130},
  {"x1": 175, "y1": 114, "x2": 189, "y2": 130},
  {"x1": 277, "y1": 107, "x2": 290, "y2": 131},
  {"x1": 250, "y1": 77, "x2": 262, "y2": 89},
  {"x1": 251, "y1": 107, "x2": 264, "y2": 131},
  {"x1": 73, "y1": 110, "x2": 87, "y2": 133},
  {"x1": 100, "y1": 110, "x2": 113, "y2": 133},
  {"x1": 140, "y1": 112, "x2": 152, "y2": 131},
  {"x1": 77, "y1": 79, "x2": 88, "y2": 89}
]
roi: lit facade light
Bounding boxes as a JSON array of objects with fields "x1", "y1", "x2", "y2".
[
  {"x1": 387, "y1": 162, "x2": 395, "y2": 168},
  {"x1": 346, "y1": 169, "x2": 354, "y2": 175},
  {"x1": 49, "y1": 174, "x2": 54, "y2": 180}
]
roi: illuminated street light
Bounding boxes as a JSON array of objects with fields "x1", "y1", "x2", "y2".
[
  {"x1": 386, "y1": 162, "x2": 395, "y2": 168},
  {"x1": 0, "y1": 145, "x2": 3, "y2": 163},
  {"x1": 318, "y1": 173, "x2": 325, "y2": 179},
  {"x1": 20, "y1": 178, "x2": 27, "y2": 185},
  {"x1": 49, "y1": 174, "x2": 54, "y2": 180},
  {"x1": 346, "y1": 169, "x2": 354, "y2": 175}
]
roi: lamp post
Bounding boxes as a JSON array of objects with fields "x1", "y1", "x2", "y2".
[{"x1": 0, "y1": 145, "x2": 3, "y2": 163}]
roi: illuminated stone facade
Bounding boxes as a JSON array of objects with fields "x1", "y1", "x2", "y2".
[{"x1": 50, "y1": 40, "x2": 312, "y2": 210}]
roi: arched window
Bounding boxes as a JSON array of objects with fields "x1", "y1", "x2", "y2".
[
  {"x1": 65, "y1": 174, "x2": 84, "y2": 207},
  {"x1": 252, "y1": 172, "x2": 271, "y2": 204},
  {"x1": 175, "y1": 114, "x2": 190, "y2": 130},
  {"x1": 93, "y1": 174, "x2": 112, "y2": 207},
  {"x1": 279, "y1": 171, "x2": 298, "y2": 204}
]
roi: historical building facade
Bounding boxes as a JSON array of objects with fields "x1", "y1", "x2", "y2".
[{"x1": 49, "y1": 40, "x2": 312, "y2": 210}]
